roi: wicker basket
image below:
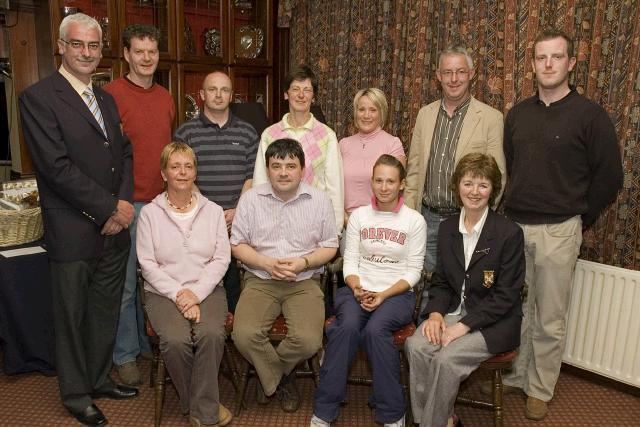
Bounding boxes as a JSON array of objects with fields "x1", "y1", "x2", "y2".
[{"x1": 0, "y1": 207, "x2": 44, "y2": 247}]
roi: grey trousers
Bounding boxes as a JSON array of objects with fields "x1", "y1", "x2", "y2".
[
  {"x1": 145, "y1": 286, "x2": 227, "y2": 425},
  {"x1": 231, "y1": 273, "x2": 325, "y2": 395},
  {"x1": 405, "y1": 314, "x2": 492, "y2": 427}
]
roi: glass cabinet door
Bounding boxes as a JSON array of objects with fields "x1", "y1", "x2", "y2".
[
  {"x1": 230, "y1": 66, "x2": 272, "y2": 119},
  {"x1": 230, "y1": 0, "x2": 272, "y2": 66},
  {"x1": 177, "y1": 0, "x2": 227, "y2": 63},
  {"x1": 118, "y1": 0, "x2": 176, "y2": 59},
  {"x1": 52, "y1": 0, "x2": 118, "y2": 57}
]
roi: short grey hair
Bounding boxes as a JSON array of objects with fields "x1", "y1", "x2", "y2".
[
  {"x1": 59, "y1": 13, "x2": 102, "y2": 41},
  {"x1": 438, "y1": 45, "x2": 474, "y2": 70}
]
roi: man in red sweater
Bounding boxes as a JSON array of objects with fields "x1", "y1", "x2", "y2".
[{"x1": 104, "y1": 24, "x2": 175, "y2": 386}]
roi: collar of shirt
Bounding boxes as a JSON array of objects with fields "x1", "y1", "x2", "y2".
[
  {"x1": 282, "y1": 112, "x2": 315, "y2": 131},
  {"x1": 124, "y1": 74, "x2": 156, "y2": 90},
  {"x1": 440, "y1": 95, "x2": 472, "y2": 115},
  {"x1": 371, "y1": 195, "x2": 404, "y2": 213},
  {"x1": 256, "y1": 181, "x2": 313, "y2": 203},
  {"x1": 58, "y1": 64, "x2": 92, "y2": 97},
  {"x1": 198, "y1": 110, "x2": 235, "y2": 130},
  {"x1": 534, "y1": 86, "x2": 576, "y2": 107},
  {"x1": 458, "y1": 206, "x2": 489, "y2": 237}
]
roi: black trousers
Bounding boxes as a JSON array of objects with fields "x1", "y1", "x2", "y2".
[{"x1": 50, "y1": 235, "x2": 129, "y2": 412}]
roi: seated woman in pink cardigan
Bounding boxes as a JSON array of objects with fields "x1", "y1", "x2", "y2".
[
  {"x1": 340, "y1": 88, "x2": 406, "y2": 229},
  {"x1": 136, "y1": 142, "x2": 232, "y2": 427}
]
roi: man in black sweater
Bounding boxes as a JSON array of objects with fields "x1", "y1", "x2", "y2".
[{"x1": 497, "y1": 29, "x2": 623, "y2": 421}]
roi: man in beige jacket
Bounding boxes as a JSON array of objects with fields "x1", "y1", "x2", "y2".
[{"x1": 405, "y1": 46, "x2": 505, "y2": 287}]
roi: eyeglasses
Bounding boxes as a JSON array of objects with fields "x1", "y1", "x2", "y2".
[
  {"x1": 60, "y1": 39, "x2": 101, "y2": 51},
  {"x1": 439, "y1": 69, "x2": 470, "y2": 79},
  {"x1": 289, "y1": 86, "x2": 314, "y2": 95}
]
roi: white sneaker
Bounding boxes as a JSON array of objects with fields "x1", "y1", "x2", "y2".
[
  {"x1": 384, "y1": 414, "x2": 405, "y2": 427},
  {"x1": 310, "y1": 414, "x2": 330, "y2": 427}
]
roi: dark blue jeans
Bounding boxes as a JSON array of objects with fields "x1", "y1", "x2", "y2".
[{"x1": 313, "y1": 286, "x2": 414, "y2": 424}]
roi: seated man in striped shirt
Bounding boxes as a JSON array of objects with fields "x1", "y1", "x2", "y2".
[{"x1": 230, "y1": 138, "x2": 338, "y2": 413}]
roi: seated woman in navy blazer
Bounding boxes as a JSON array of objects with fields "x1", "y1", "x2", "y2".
[{"x1": 405, "y1": 153, "x2": 525, "y2": 427}]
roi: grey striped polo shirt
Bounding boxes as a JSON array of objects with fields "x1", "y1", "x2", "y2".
[{"x1": 174, "y1": 112, "x2": 259, "y2": 210}]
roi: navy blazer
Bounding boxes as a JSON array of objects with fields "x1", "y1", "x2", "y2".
[
  {"x1": 19, "y1": 71, "x2": 133, "y2": 261},
  {"x1": 425, "y1": 209, "x2": 525, "y2": 354}
]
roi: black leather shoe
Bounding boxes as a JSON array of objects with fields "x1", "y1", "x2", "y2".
[
  {"x1": 90, "y1": 384, "x2": 139, "y2": 400},
  {"x1": 70, "y1": 404, "x2": 108, "y2": 426}
]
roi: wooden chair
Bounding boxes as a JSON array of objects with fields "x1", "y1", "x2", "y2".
[
  {"x1": 323, "y1": 258, "x2": 428, "y2": 426},
  {"x1": 455, "y1": 350, "x2": 518, "y2": 427},
  {"x1": 137, "y1": 269, "x2": 240, "y2": 427},
  {"x1": 229, "y1": 268, "x2": 329, "y2": 416}
]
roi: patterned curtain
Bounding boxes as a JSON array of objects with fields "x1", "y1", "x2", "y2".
[{"x1": 285, "y1": 0, "x2": 640, "y2": 270}]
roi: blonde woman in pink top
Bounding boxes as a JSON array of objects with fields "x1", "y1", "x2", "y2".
[
  {"x1": 136, "y1": 142, "x2": 233, "y2": 427},
  {"x1": 340, "y1": 88, "x2": 406, "y2": 228}
]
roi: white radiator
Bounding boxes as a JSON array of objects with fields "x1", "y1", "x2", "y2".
[{"x1": 563, "y1": 259, "x2": 640, "y2": 387}]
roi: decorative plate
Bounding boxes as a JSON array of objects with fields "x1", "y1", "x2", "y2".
[
  {"x1": 203, "y1": 28, "x2": 222, "y2": 57},
  {"x1": 235, "y1": 25, "x2": 264, "y2": 59}
]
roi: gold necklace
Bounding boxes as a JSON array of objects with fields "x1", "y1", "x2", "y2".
[{"x1": 166, "y1": 193, "x2": 193, "y2": 211}]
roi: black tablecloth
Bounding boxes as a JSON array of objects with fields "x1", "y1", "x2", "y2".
[{"x1": 0, "y1": 240, "x2": 56, "y2": 375}]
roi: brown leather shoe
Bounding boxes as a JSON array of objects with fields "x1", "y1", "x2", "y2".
[
  {"x1": 480, "y1": 380, "x2": 522, "y2": 396},
  {"x1": 116, "y1": 361, "x2": 142, "y2": 386},
  {"x1": 255, "y1": 381, "x2": 270, "y2": 405},
  {"x1": 525, "y1": 396, "x2": 548, "y2": 421},
  {"x1": 276, "y1": 379, "x2": 300, "y2": 412}
]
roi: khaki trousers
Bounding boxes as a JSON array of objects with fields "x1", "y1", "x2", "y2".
[
  {"x1": 145, "y1": 287, "x2": 227, "y2": 424},
  {"x1": 503, "y1": 216, "x2": 582, "y2": 401},
  {"x1": 231, "y1": 273, "x2": 325, "y2": 395}
]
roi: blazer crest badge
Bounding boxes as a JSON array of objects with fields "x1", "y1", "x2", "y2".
[{"x1": 483, "y1": 270, "x2": 495, "y2": 288}]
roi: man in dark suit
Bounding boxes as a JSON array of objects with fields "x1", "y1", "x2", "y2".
[{"x1": 19, "y1": 13, "x2": 138, "y2": 426}]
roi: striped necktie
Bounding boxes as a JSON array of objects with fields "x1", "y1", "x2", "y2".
[{"x1": 82, "y1": 87, "x2": 107, "y2": 137}]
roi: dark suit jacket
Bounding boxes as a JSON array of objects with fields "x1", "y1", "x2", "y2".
[
  {"x1": 425, "y1": 209, "x2": 525, "y2": 354},
  {"x1": 19, "y1": 71, "x2": 133, "y2": 261}
]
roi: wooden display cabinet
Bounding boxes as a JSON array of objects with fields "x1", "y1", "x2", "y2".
[
  {"x1": 117, "y1": 0, "x2": 177, "y2": 60},
  {"x1": 50, "y1": 0, "x2": 119, "y2": 57},
  {"x1": 177, "y1": 0, "x2": 228, "y2": 64},
  {"x1": 230, "y1": 66, "x2": 272, "y2": 118},
  {"x1": 229, "y1": 0, "x2": 273, "y2": 67}
]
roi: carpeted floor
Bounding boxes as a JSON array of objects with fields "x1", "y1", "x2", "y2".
[{"x1": 0, "y1": 354, "x2": 638, "y2": 426}]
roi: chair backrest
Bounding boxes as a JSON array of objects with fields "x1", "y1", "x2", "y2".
[{"x1": 229, "y1": 102, "x2": 271, "y2": 136}]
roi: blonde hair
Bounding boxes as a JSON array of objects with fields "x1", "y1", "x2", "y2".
[
  {"x1": 160, "y1": 141, "x2": 197, "y2": 171},
  {"x1": 353, "y1": 88, "x2": 389, "y2": 129}
]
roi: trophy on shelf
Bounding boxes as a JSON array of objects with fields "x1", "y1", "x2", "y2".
[
  {"x1": 98, "y1": 17, "x2": 110, "y2": 49},
  {"x1": 184, "y1": 19, "x2": 196, "y2": 54},
  {"x1": 235, "y1": 25, "x2": 264, "y2": 59},
  {"x1": 255, "y1": 93, "x2": 264, "y2": 104},
  {"x1": 203, "y1": 28, "x2": 221, "y2": 57},
  {"x1": 61, "y1": 6, "x2": 80, "y2": 17},
  {"x1": 185, "y1": 94, "x2": 200, "y2": 121}
]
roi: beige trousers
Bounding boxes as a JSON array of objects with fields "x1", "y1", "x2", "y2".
[
  {"x1": 503, "y1": 216, "x2": 582, "y2": 401},
  {"x1": 231, "y1": 272, "x2": 325, "y2": 395}
]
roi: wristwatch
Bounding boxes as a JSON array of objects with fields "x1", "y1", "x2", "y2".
[{"x1": 302, "y1": 257, "x2": 310, "y2": 270}]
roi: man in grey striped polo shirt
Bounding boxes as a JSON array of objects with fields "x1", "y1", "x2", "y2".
[{"x1": 174, "y1": 71, "x2": 259, "y2": 312}]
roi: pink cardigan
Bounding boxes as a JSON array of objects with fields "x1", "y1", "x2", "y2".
[{"x1": 136, "y1": 192, "x2": 231, "y2": 303}]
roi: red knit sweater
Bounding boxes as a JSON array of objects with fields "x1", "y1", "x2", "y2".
[{"x1": 104, "y1": 77, "x2": 175, "y2": 202}]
